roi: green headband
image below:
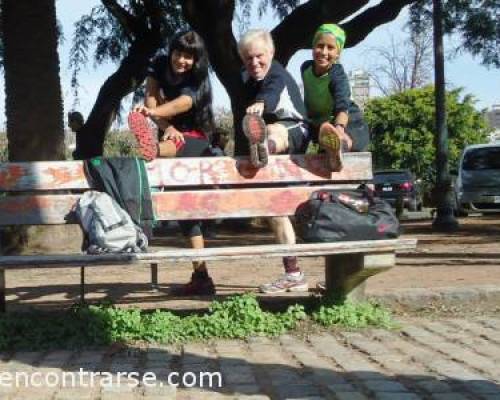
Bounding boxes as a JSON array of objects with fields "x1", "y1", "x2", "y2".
[{"x1": 313, "y1": 24, "x2": 346, "y2": 51}]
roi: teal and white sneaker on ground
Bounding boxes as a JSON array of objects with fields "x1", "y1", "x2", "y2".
[{"x1": 259, "y1": 273, "x2": 309, "y2": 293}]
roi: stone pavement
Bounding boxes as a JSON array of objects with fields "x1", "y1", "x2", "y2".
[{"x1": 0, "y1": 316, "x2": 499, "y2": 399}]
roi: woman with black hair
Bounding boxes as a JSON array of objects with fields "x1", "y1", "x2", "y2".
[{"x1": 128, "y1": 30, "x2": 216, "y2": 296}]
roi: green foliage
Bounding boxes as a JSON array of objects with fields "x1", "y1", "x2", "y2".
[
  {"x1": 0, "y1": 132, "x2": 7, "y2": 161},
  {"x1": 364, "y1": 86, "x2": 490, "y2": 184},
  {"x1": 103, "y1": 130, "x2": 139, "y2": 157},
  {"x1": 0, "y1": 293, "x2": 395, "y2": 350},
  {"x1": 410, "y1": 1, "x2": 500, "y2": 68},
  {"x1": 313, "y1": 297, "x2": 395, "y2": 329}
]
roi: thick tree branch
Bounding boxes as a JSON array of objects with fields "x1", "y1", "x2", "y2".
[
  {"x1": 143, "y1": 0, "x2": 162, "y2": 33},
  {"x1": 182, "y1": 0, "x2": 243, "y2": 100},
  {"x1": 343, "y1": 0, "x2": 416, "y2": 48},
  {"x1": 272, "y1": 0, "x2": 368, "y2": 64},
  {"x1": 101, "y1": 0, "x2": 138, "y2": 41}
]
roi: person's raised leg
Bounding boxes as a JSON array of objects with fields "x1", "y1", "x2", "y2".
[{"x1": 266, "y1": 123, "x2": 290, "y2": 154}]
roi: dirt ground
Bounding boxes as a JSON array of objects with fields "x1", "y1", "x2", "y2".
[{"x1": 4, "y1": 214, "x2": 500, "y2": 313}]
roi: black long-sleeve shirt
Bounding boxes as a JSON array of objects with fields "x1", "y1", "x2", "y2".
[{"x1": 242, "y1": 60, "x2": 307, "y2": 124}]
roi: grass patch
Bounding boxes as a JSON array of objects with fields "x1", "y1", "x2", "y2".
[{"x1": 0, "y1": 294, "x2": 395, "y2": 350}]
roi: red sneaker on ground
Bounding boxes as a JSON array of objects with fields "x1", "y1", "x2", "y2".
[{"x1": 127, "y1": 112, "x2": 157, "y2": 162}]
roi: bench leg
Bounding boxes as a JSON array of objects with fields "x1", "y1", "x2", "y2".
[
  {"x1": 0, "y1": 268, "x2": 5, "y2": 312},
  {"x1": 80, "y1": 266, "x2": 86, "y2": 304},
  {"x1": 150, "y1": 263, "x2": 159, "y2": 291},
  {"x1": 325, "y1": 253, "x2": 395, "y2": 301}
]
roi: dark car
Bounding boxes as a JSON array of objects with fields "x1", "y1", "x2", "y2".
[{"x1": 373, "y1": 169, "x2": 423, "y2": 211}]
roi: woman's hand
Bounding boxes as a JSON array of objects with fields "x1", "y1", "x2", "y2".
[
  {"x1": 161, "y1": 126, "x2": 185, "y2": 143},
  {"x1": 246, "y1": 102, "x2": 265, "y2": 116},
  {"x1": 133, "y1": 105, "x2": 157, "y2": 118}
]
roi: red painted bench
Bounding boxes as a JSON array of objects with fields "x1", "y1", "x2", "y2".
[{"x1": 0, "y1": 153, "x2": 416, "y2": 311}]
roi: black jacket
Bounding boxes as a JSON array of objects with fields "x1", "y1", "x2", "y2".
[{"x1": 85, "y1": 157, "x2": 155, "y2": 238}]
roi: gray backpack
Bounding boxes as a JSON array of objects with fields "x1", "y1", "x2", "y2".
[{"x1": 75, "y1": 191, "x2": 148, "y2": 254}]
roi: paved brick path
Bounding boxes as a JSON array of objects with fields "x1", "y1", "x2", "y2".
[{"x1": 1, "y1": 316, "x2": 499, "y2": 399}]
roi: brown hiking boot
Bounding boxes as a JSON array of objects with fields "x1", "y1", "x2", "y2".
[{"x1": 173, "y1": 271, "x2": 216, "y2": 296}]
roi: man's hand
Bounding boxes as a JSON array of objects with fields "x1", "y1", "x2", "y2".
[
  {"x1": 161, "y1": 125, "x2": 185, "y2": 143},
  {"x1": 246, "y1": 102, "x2": 265, "y2": 116}
]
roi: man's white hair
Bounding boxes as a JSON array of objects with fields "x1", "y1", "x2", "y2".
[{"x1": 238, "y1": 29, "x2": 275, "y2": 57}]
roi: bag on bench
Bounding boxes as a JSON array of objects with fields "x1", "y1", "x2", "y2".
[
  {"x1": 75, "y1": 191, "x2": 148, "y2": 254},
  {"x1": 295, "y1": 187, "x2": 400, "y2": 243}
]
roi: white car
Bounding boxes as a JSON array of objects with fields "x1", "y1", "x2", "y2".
[{"x1": 456, "y1": 143, "x2": 500, "y2": 214}]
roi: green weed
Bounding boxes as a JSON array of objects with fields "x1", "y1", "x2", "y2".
[{"x1": 0, "y1": 293, "x2": 394, "y2": 350}]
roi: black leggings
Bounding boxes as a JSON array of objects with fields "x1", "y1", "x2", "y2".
[{"x1": 174, "y1": 135, "x2": 212, "y2": 238}]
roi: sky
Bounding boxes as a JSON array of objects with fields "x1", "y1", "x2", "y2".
[{"x1": 0, "y1": 0, "x2": 498, "y2": 130}]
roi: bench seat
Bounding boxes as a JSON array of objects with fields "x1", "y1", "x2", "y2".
[{"x1": 0, "y1": 153, "x2": 417, "y2": 311}]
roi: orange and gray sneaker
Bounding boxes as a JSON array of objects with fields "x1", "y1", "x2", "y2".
[
  {"x1": 128, "y1": 112, "x2": 158, "y2": 162},
  {"x1": 242, "y1": 114, "x2": 268, "y2": 168},
  {"x1": 319, "y1": 127, "x2": 343, "y2": 172}
]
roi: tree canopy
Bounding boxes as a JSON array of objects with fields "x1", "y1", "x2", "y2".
[
  {"x1": 364, "y1": 86, "x2": 491, "y2": 184},
  {"x1": 410, "y1": 0, "x2": 500, "y2": 68}
]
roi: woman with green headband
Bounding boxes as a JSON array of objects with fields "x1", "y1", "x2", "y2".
[{"x1": 301, "y1": 23, "x2": 370, "y2": 171}]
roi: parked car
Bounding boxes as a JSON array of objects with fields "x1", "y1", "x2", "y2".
[
  {"x1": 373, "y1": 169, "x2": 423, "y2": 211},
  {"x1": 456, "y1": 143, "x2": 500, "y2": 214}
]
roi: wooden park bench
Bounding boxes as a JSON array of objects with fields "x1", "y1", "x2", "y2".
[{"x1": 0, "y1": 153, "x2": 416, "y2": 312}]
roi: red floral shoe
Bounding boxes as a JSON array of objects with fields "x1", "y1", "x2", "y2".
[{"x1": 127, "y1": 112, "x2": 157, "y2": 161}]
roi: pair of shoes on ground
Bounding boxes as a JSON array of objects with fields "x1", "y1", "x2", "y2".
[
  {"x1": 319, "y1": 126, "x2": 348, "y2": 172},
  {"x1": 259, "y1": 272, "x2": 309, "y2": 294},
  {"x1": 128, "y1": 112, "x2": 158, "y2": 162},
  {"x1": 173, "y1": 271, "x2": 308, "y2": 296},
  {"x1": 243, "y1": 114, "x2": 268, "y2": 168}
]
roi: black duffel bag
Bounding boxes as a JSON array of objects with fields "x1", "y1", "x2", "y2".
[{"x1": 295, "y1": 186, "x2": 400, "y2": 243}]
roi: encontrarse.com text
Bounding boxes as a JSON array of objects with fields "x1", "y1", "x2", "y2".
[{"x1": 0, "y1": 369, "x2": 223, "y2": 388}]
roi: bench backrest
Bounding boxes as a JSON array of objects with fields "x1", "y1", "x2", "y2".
[{"x1": 0, "y1": 153, "x2": 372, "y2": 225}]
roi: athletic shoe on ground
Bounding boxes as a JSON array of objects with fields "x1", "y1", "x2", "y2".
[
  {"x1": 173, "y1": 271, "x2": 216, "y2": 296},
  {"x1": 259, "y1": 272, "x2": 309, "y2": 294},
  {"x1": 242, "y1": 114, "x2": 268, "y2": 168},
  {"x1": 128, "y1": 112, "x2": 157, "y2": 161},
  {"x1": 319, "y1": 126, "x2": 343, "y2": 172}
]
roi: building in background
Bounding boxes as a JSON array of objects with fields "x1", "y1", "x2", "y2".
[
  {"x1": 348, "y1": 70, "x2": 370, "y2": 110},
  {"x1": 486, "y1": 104, "x2": 500, "y2": 142}
]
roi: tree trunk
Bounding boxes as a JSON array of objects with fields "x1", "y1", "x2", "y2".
[
  {"x1": 74, "y1": 39, "x2": 162, "y2": 159},
  {"x1": 183, "y1": 0, "x2": 250, "y2": 155},
  {"x1": 2, "y1": 0, "x2": 64, "y2": 161},
  {"x1": 1, "y1": 0, "x2": 76, "y2": 256}
]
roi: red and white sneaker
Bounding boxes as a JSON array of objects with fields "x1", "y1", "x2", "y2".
[
  {"x1": 242, "y1": 114, "x2": 268, "y2": 168},
  {"x1": 127, "y1": 112, "x2": 157, "y2": 162},
  {"x1": 259, "y1": 273, "x2": 309, "y2": 294}
]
